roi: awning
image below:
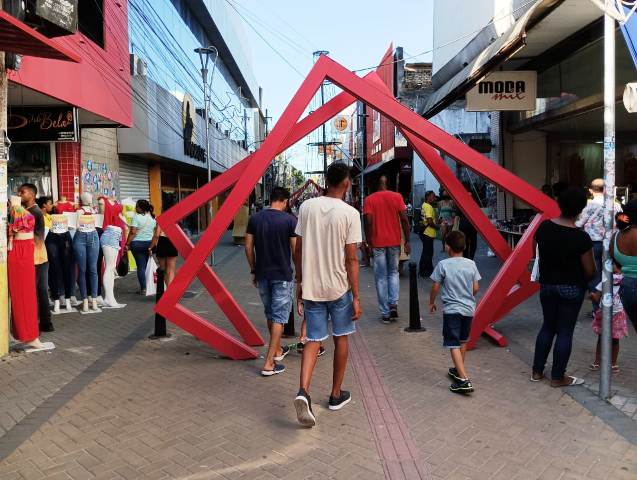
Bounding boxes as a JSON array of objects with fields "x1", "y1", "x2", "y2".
[
  {"x1": 621, "y1": 11, "x2": 637, "y2": 70},
  {"x1": 0, "y1": 11, "x2": 81, "y2": 62},
  {"x1": 421, "y1": 0, "x2": 601, "y2": 119}
]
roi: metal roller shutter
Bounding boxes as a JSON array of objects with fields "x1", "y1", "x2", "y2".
[{"x1": 119, "y1": 158, "x2": 150, "y2": 202}]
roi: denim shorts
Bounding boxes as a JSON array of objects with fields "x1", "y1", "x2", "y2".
[
  {"x1": 304, "y1": 291, "x2": 356, "y2": 342},
  {"x1": 100, "y1": 226, "x2": 122, "y2": 249},
  {"x1": 257, "y1": 279, "x2": 293, "y2": 324},
  {"x1": 442, "y1": 313, "x2": 473, "y2": 348}
]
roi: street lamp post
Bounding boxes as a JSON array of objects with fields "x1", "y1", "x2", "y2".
[{"x1": 195, "y1": 46, "x2": 218, "y2": 266}]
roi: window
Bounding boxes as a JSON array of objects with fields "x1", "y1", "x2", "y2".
[{"x1": 78, "y1": 0, "x2": 104, "y2": 47}]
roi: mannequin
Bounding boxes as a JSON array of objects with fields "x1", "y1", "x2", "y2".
[
  {"x1": 46, "y1": 213, "x2": 75, "y2": 313},
  {"x1": 55, "y1": 195, "x2": 76, "y2": 214},
  {"x1": 73, "y1": 193, "x2": 101, "y2": 313},
  {"x1": 98, "y1": 195, "x2": 127, "y2": 257},
  {"x1": 100, "y1": 225, "x2": 126, "y2": 308},
  {"x1": 8, "y1": 196, "x2": 55, "y2": 352}
]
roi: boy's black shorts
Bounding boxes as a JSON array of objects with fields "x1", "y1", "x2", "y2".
[{"x1": 442, "y1": 313, "x2": 473, "y2": 348}]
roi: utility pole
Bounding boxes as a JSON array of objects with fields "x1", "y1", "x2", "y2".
[
  {"x1": 313, "y1": 51, "x2": 330, "y2": 182},
  {"x1": 599, "y1": 0, "x2": 616, "y2": 400},
  {"x1": 243, "y1": 108, "x2": 248, "y2": 149},
  {"x1": 320, "y1": 81, "x2": 327, "y2": 178},
  {"x1": 0, "y1": 0, "x2": 9, "y2": 357}
]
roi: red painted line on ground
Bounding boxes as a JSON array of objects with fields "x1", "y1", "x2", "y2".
[{"x1": 350, "y1": 331, "x2": 432, "y2": 480}]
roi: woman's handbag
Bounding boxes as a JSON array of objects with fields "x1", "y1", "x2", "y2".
[{"x1": 116, "y1": 253, "x2": 129, "y2": 277}]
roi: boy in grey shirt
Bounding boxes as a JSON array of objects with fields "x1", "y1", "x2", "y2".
[{"x1": 429, "y1": 231, "x2": 481, "y2": 394}]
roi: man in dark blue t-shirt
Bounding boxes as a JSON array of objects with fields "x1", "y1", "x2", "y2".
[{"x1": 245, "y1": 187, "x2": 297, "y2": 376}]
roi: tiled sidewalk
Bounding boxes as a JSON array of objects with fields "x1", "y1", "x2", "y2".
[{"x1": 0, "y1": 234, "x2": 635, "y2": 479}]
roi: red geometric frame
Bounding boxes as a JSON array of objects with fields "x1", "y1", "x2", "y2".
[{"x1": 156, "y1": 54, "x2": 559, "y2": 359}]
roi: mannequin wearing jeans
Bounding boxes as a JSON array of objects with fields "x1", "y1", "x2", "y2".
[
  {"x1": 46, "y1": 214, "x2": 75, "y2": 312},
  {"x1": 74, "y1": 195, "x2": 101, "y2": 313},
  {"x1": 126, "y1": 199, "x2": 156, "y2": 294},
  {"x1": 101, "y1": 225, "x2": 126, "y2": 308}
]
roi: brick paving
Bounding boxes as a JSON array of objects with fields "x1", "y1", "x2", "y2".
[{"x1": 0, "y1": 233, "x2": 636, "y2": 479}]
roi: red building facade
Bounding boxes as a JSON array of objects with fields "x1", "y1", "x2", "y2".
[
  {"x1": 366, "y1": 45, "x2": 395, "y2": 167},
  {"x1": 6, "y1": 0, "x2": 131, "y2": 201}
]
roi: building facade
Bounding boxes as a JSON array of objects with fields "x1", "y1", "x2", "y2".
[
  {"x1": 118, "y1": 0, "x2": 266, "y2": 234},
  {"x1": 422, "y1": 0, "x2": 637, "y2": 226},
  {"x1": 6, "y1": 0, "x2": 131, "y2": 202}
]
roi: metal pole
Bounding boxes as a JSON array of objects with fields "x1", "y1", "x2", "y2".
[
  {"x1": 202, "y1": 68, "x2": 215, "y2": 267},
  {"x1": 0, "y1": 0, "x2": 9, "y2": 357},
  {"x1": 150, "y1": 268, "x2": 170, "y2": 339},
  {"x1": 320, "y1": 81, "x2": 328, "y2": 179},
  {"x1": 405, "y1": 262, "x2": 426, "y2": 332},
  {"x1": 599, "y1": 3, "x2": 616, "y2": 400}
]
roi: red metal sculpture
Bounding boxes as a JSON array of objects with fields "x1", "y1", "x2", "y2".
[
  {"x1": 290, "y1": 179, "x2": 323, "y2": 206},
  {"x1": 156, "y1": 54, "x2": 559, "y2": 359}
]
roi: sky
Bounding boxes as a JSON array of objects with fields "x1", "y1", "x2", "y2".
[{"x1": 228, "y1": 0, "x2": 434, "y2": 170}]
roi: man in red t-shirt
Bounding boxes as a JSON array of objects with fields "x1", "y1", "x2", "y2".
[{"x1": 363, "y1": 176, "x2": 411, "y2": 323}]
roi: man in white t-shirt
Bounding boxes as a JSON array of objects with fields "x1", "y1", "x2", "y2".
[{"x1": 293, "y1": 162, "x2": 362, "y2": 427}]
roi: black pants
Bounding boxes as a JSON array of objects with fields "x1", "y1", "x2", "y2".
[
  {"x1": 532, "y1": 284, "x2": 585, "y2": 380},
  {"x1": 461, "y1": 226, "x2": 478, "y2": 259},
  {"x1": 45, "y1": 232, "x2": 74, "y2": 300},
  {"x1": 419, "y1": 234, "x2": 434, "y2": 277},
  {"x1": 619, "y1": 276, "x2": 637, "y2": 334},
  {"x1": 36, "y1": 262, "x2": 52, "y2": 328}
]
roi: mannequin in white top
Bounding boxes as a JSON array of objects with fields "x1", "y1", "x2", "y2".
[{"x1": 75, "y1": 193, "x2": 101, "y2": 313}]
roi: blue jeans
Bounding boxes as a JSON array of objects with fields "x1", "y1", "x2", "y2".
[
  {"x1": 533, "y1": 284, "x2": 585, "y2": 380},
  {"x1": 372, "y1": 246, "x2": 400, "y2": 317},
  {"x1": 73, "y1": 230, "x2": 100, "y2": 299},
  {"x1": 257, "y1": 279, "x2": 293, "y2": 324},
  {"x1": 130, "y1": 240, "x2": 151, "y2": 291},
  {"x1": 304, "y1": 291, "x2": 356, "y2": 342},
  {"x1": 619, "y1": 276, "x2": 637, "y2": 334}
]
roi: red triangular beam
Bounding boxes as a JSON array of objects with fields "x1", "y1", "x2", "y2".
[{"x1": 156, "y1": 55, "x2": 559, "y2": 358}]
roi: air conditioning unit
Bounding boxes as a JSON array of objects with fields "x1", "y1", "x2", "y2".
[{"x1": 129, "y1": 54, "x2": 147, "y2": 76}]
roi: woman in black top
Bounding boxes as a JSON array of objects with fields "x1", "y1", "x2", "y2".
[{"x1": 532, "y1": 187, "x2": 596, "y2": 387}]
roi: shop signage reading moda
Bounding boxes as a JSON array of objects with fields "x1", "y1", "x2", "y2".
[
  {"x1": 181, "y1": 94, "x2": 206, "y2": 163},
  {"x1": 7, "y1": 106, "x2": 78, "y2": 143},
  {"x1": 466, "y1": 71, "x2": 537, "y2": 112}
]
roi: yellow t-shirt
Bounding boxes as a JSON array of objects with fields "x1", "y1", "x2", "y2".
[
  {"x1": 43, "y1": 212, "x2": 52, "y2": 230},
  {"x1": 421, "y1": 202, "x2": 437, "y2": 239}
]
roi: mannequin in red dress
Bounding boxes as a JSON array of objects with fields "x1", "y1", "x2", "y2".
[{"x1": 8, "y1": 196, "x2": 55, "y2": 352}]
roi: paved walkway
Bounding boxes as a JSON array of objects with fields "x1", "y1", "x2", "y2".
[{"x1": 0, "y1": 233, "x2": 636, "y2": 479}]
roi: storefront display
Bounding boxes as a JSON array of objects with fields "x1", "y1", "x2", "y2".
[
  {"x1": 73, "y1": 194, "x2": 101, "y2": 313},
  {"x1": 46, "y1": 214, "x2": 75, "y2": 314}
]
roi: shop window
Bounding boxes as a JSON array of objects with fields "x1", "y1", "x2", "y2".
[{"x1": 78, "y1": 0, "x2": 105, "y2": 47}]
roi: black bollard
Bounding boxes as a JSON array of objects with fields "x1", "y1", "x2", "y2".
[
  {"x1": 283, "y1": 307, "x2": 296, "y2": 337},
  {"x1": 405, "y1": 262, "x2": 426, "y2": 332},
  {"x1": 150, "y1": 268, "x2": 171, "y2": 339}
]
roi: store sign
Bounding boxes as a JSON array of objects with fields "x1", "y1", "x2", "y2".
[
  {"x1": 333, "y1": 116, "x2": 348, "y2": 132},
  {"x1": 181, "y1": 94, "x2": 206, "y2": 163},
  {"x1": 7, "y1": 106, "x2": 78, "y2": 143},
  {"x1": 466, "y1": 71, "x2": 537, "y2": 112},
  {"x1": 34, "y1": 0, "x2": 79, "y2": 35}
]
